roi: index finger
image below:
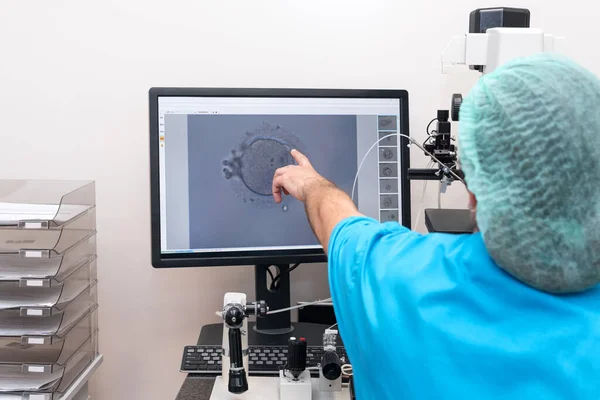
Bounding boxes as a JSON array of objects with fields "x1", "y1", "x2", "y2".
[
  {"x1": 272, "y1": 175, "x2": 285, "y2": 203},
  {"x1": 290, "y1": 149, "x2": 311, "y2": 167}
]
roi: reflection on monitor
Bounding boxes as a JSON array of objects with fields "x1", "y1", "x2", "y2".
[{"x1": 150, "y1": 89, "x2": 410, "y2": 267}]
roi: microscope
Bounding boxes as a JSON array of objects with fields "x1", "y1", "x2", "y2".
[
  {"x1": 214, "y1": 293, "x2": 348, "y2": 399},
  {"x1": 410, "y1": 7, "x2": 565, "y2": 233}
]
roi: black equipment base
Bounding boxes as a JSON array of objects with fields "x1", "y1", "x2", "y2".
[
  {"x1": 198, "y1": 322, "x2": 342, "y2": 347},
  {"x1": 425, "y1": 209, "x2": 475, "y2": 234}
]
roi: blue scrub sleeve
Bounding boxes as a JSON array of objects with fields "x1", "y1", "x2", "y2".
[
  {"x1": 327, "y1": 215, "x2": 421, "y2": 295},
  {"x1": 327, "y1": 216, "x2": 423, "y2": 388}
]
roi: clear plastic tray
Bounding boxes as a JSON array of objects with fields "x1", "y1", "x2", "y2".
[
  {"x1": 0, "y1": 234, "x2": 97, "y2": 282},
  {"x1": 0, "y1": 283, "x2": 97, "y2": 337},
  {"x1": 0, "y1": 180, "x2": 96, "y2": 253},
  {"x1": 0, "y1": 259, "x2": 97, "y2": 315},
  {"x1": 0, "y1": 299, "x2": 97, "y2": 365},
  {"x1": 0, "y1": 333, "x2": 97, "y2": 399}
]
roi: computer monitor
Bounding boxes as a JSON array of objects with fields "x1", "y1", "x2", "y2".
[{"x1": 149, "y1": 88, "x2": 411, "y2": 332}]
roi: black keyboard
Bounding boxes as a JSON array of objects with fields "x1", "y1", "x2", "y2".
[{"x1": 181, "y1": 345, "x2": 348, "y2": 376}]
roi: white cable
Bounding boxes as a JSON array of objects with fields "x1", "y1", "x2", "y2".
[
  {"x1": 351, "y1": 133, "x2": 465, "y2": 203},
  {"x1": 266, "y1": 297, "x2": 333, "y2": 315},
  {"x1": 342, "y1": 364, "x2": 353, "y2": 376},
  {"x1": 351, "y1": 135, "x2": 390, "y2": 202},
  {"x1": 328, "y1": 323, "x2": 338, "y2": 330}
]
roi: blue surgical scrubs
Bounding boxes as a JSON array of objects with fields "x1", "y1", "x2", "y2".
[{"x1": 328, "y1": 216, "x2": 600, "y2": 400}]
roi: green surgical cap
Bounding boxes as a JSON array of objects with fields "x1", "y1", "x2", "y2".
[{"x1": 458, "y1": 53, "x2": 600, "y2": 293}]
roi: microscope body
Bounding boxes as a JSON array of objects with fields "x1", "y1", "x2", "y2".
[
  {"x1": 417, "y1": 7, "x2": 566, "y2": 234},
  {"x1": 441, "y1": 7, "x2": 566, "y2": 126}
]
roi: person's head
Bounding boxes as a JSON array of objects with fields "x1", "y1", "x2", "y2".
[{"x1": 458, "y1": 53, "x2": 600, "y2": 294}]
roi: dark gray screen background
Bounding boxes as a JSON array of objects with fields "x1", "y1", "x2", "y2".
[
  {"x1": 186, "y1": 115, "x2": 358, "y2": 249},
  {"x1": 164, "y1": 113, "x2": 388, "y2": 251}
]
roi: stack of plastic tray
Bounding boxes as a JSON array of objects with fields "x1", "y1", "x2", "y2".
[{"x1": 0, "y1": 180, "x2": 99, "y2": 400}]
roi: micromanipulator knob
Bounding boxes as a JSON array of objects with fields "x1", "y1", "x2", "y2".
[
  {"x1": 287, "y1": 337, "x2": 307, "y2": 380},
  {"x1": 321, "y1": 350, "x2": 342, "y2": 381}
]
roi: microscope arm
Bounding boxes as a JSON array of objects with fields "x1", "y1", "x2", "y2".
[{"x1": 227, "y1": 327, "x2": 248, "y2": 393}]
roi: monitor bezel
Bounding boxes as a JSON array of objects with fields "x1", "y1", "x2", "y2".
[{"x1": 149, "y1": 88, "x2": 411, "y2": 268}]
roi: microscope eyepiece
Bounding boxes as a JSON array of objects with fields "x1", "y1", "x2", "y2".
[{"x1": 451, "y1": 94, "x2": 463, "y2": 121}]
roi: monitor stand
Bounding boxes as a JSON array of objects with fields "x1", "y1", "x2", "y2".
[
  {"x1": 254, "y1": 264, "x2": 294, "y2": 335},
  {"x1": 195, "y1": 264, "x2": 335, "y2": 347}
]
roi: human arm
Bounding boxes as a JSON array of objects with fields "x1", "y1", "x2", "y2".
[{"x1": 272, "y1": 149, "x2": 362, "y2": 254}]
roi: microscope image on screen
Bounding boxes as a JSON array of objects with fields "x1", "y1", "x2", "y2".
[
  {"x1": 221, "y1": 122, "x2": 304, "y2": 210},
  {"x1": 182, "y1": 114, "x2": 358, "y2": 249}
]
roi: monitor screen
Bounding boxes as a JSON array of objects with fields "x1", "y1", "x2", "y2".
[{"x1": 150, "y1": 89, "x2": 410, "y2": 267}]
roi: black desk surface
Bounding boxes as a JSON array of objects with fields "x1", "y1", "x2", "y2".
[{"x1": 176, "y1": 322, "x2": 334, "y2": 400}]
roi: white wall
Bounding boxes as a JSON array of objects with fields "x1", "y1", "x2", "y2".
[{"x1": 0, "y1": 1, "x2": 597, "y2": 399}]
